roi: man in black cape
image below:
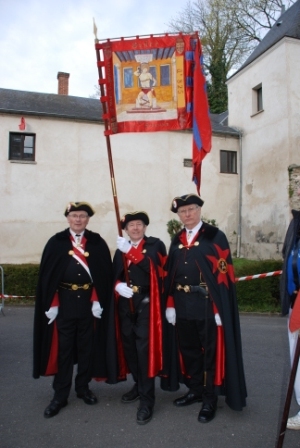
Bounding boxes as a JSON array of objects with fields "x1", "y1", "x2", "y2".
[
  {"x1": 33, "y1": 202, "x2": 113, "y2": 418},
  {"x1": 110, "y1": 211, "x2": 176, "y2": 425},
  {"x1": 165, "y1": 194, "x2": 247, "y2": 423}
]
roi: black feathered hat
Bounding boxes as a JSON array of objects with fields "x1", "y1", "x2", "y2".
[
  {"x1": 170, "y1": 194, "x2": 204, "y2": 213},
  {"x1": 120, "y1": 211, "x2": 150, "y2": 229},
  {"x1": 64, "y1": 202, "x2": 95, "y2": 217}
]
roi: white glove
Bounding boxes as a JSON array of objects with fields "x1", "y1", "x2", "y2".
[
  {"x1": 215, "y1": 313, "x2": 222, "y2": 326},
  {"x1": 45, "y1": 306, "x2": 59, "y2": 325},
  {"x1": 166, "y1": 307, "x2": 176, "y2": 325},
  {"x1": 92, "y1": 301, "x2": 103, "y2": 319},
  {"x1": 116, "y1": 236, "x2": 131, "y2": 253},
  {"x1": 115, "y1": 282, "x2": 134, "y2": 298}
]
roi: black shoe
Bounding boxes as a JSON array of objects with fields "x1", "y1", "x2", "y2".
[
  {"x1": 44, "y1": 399, "x2": 68, "y2": 418},
  {"x1": 121, "y1": 384, "x2": 140, "y2": 403},
  {"x1": 173, "y1": 391, "x2": 203, "y2": 407},
  {"x1": 198, "y1": 403, "x2": 216, "y2": 423},
  {"x1": 136, "y1": 406, "x2": 153, "y2": 425},
  {"x1": 77, "y1": 389, "x2": 98, "y2": 405}
]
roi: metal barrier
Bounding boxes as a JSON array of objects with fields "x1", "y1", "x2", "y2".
[{"x1": 0, "y1": 265, "x2": 4, "y2": 315}]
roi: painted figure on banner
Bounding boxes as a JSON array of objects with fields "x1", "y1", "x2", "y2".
[{"x1": 134, "y1": 62, "x2": 157, "y2": 109}]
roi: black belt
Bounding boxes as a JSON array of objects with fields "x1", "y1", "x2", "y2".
[
  {"x1": 176, "y1": 284, "x2": 208, "y2": 297},
  {"x1": 131, "y1": 285, "x2": 150, "y2": 294},
  {"x1": 59, "y1": 282, "x2": 93, "y2": 291}
]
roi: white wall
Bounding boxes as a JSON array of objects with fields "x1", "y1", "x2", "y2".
[
  {"x1": 0, "y1": 114, "x2": 239, "y2": 263},
  {"x1": 227, "y1": 37, "x2": 300, "y2": 259}
]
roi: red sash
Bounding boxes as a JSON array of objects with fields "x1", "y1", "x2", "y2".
[{"x1": 70, "y1": 235, "x2": 92, "y2": 280}]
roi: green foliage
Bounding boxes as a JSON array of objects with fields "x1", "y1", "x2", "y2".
[
  {"x1": 166, "y1": 219, "x2": 183, "y2": 240},
  {"x1": 0, "y1": 259, "x2": 283, "y2": 313},
  {"x1": 233, "y1": 258, "x2": 282, "y2": 313},
  {"x1": 0, "y1": 264, "x2": 39, "y2": 305},
  {"x1": 166, "y1": 217, "x2": 218, "y2": 240},
  {"x1": 202, "y1": 217, "x2": 218, "y2": 227},
  {"x1": 207, "y1": 50, "x2": 228, "y2": 113}
]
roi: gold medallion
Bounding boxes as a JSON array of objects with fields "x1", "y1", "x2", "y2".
[
  {"x1": 84, "y1": 252, "x2": 89, "y2": 257},
  {"x1": 68, "y1": 250, "x2": 74, "y2": 256},
  {"x1": 217, "y1": 258, "x2": 228, "y2": 274}
]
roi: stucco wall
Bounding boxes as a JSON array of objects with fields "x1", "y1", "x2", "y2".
[
  {"x1": 227, "y1": 37, "x2": 300, "y2": 259},
  {"x1": 0, "y1": 114, "x2": 239, "y2": 263}
]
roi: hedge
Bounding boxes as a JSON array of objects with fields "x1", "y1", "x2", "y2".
[
  {"x1": 0, "y1": 264, "x2": 39, "y2": 304},
  {"x1": 233, "y1": 259, "x2": 283, "y2": 313},
  {"x1": 0, "y1": 259, "x2": 283, "y2": 312}
]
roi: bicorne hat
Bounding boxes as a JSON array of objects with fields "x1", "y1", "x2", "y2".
[
  {"x1": 170, "y1": 194, "x2": 204, "y2": 213},
  {"x1": 120, "y1": 211, "x2": 150, "y2": 229},
  {"x1": 64, "y1": 202, "x2": 95, "y2": 217}
]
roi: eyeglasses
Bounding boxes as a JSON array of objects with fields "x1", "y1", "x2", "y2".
[
  {"x1": 177, "y1": 206, "x2": 199, "y2": 215},
  {"x1": 68, "y1": 214, "x2": 89, "y2": 219},
  {"x1": 127, "y1": 222, "x2": 145, "y2": 228}
]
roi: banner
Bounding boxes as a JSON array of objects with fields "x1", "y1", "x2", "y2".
[
  {"x1": 192, "y1": 39, "x2": 212, "y2": 193},
  {"x1": 95, "y1": 33, "x2": 211, "y2": 137},
  {"x1": 95, "y1": 32, "x2": 211, "y2": 193}
]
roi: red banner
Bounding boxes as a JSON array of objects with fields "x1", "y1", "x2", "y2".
[{"x1": 95, "y1": 33, "x2": 211, "y2": 138}]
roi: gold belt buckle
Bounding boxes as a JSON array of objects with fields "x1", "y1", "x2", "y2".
[
  {"x1": 131, "y1": 285, "x2": 139, "y2": 293},
  {"x1": 71, "y1": 283, "x2": 90, "y2": 290},
  {"x1": 176, "y1": 284, "x2": 190, "y2": 293}
]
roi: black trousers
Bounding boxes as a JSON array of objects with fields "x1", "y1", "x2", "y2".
[
  {"x1": 53, "y1": 312, "x2": 94, "y2": 401},
  {"x1": 118, "y1": 296, "x2": 155, "y2": 408},
  {"x1": 176, "y1": 318, "x2": 217, "y2": 406}
]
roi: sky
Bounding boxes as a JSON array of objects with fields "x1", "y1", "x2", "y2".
[{"x1": 0, "y1": 0, "x2": 187, "y2": 98}]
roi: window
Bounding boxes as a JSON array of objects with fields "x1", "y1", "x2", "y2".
[
  {"x1": 123, "y1": 68, "x2": 133, "y2": 88},
  {"x1": 9, "y1": 133, "x2": 36, "y2": 161},
  {"x1": 252, "y1": 83, "x2": 263, "y2": 114},
  {"x1": 160, "y1": 64, "x2": 170, "y2": 86},
  {"x1": 220, "y1": 150, "x2": 237, "y2": 174},
  {"x1": 183, "y1": 158, "x2": 193, "y2": 167}
]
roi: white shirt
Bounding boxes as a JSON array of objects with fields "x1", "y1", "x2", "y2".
[
  {"x1": 130, "y1": 239, "x2": 142, "y2": 248},
  {"x1": 69, "y1": 229, "x2": 84, "y2": 244},
  {"x1": 185, "y1": 221, "x2": 203, "y2": 245}
]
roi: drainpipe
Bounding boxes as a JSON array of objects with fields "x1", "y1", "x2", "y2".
[{"x1": 234, "y1": 128, "x2": 243, "y2": 258}]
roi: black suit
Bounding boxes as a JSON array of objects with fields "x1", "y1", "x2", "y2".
[
  {"x1": 33, "y1": 228, "x2": 113, "y2": 400},
  {"x1": 165, "y1": 222, "x2": 247, "y2": 411},
  {"x1": 113, "y1": 236, "x2": 166, "y2": 408}
]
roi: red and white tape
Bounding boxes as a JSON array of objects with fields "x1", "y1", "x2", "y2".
[
  {"x1": 0, "y1": 271, "x2": 283, "y2": 299},
  {"x1": 235, "y1": 270, "x2": 282, "y2": 282},
  {"x1": 0, "y1": 294, "x2": 35, "y2": 299}
]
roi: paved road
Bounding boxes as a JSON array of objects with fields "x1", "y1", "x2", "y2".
[{"x1": 0, "y1": 307, "x2": 299, "y2": 448}]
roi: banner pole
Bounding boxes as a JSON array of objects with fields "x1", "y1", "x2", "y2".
[
  {"x1": 94, "y1": 31, "x2": 134, "y2": 314},
  {"x1": 275, "y1": 331, "x2": 300, "y2": 448}
]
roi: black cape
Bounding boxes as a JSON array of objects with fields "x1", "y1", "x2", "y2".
[
  {"x1": 33, "y1": 228, "x2": 114, "y2": 381},
  {"x1": 106, "y1": 236, "x2": 180, "y2": 391},
  {"x1": 165, "y1": 222, "x2": 247, "y2": 410}
]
